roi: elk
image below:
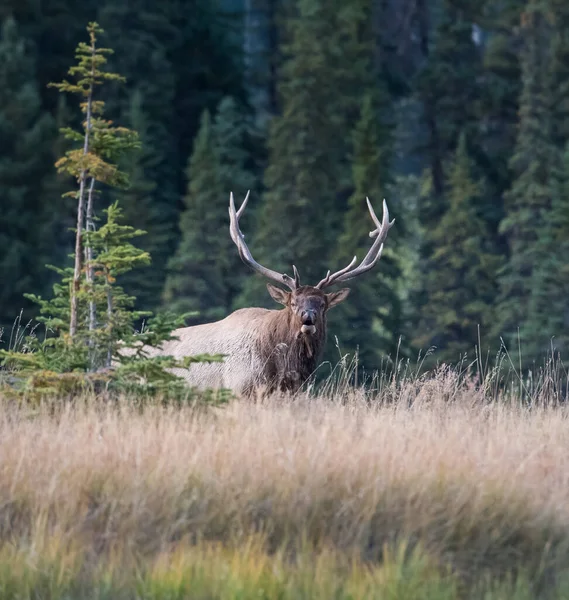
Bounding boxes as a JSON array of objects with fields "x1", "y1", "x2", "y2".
[{"x1": 148, "y1": 193, "x2": 394, "y2": 396}]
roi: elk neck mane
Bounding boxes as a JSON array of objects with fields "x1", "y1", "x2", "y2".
[{"x1": 256, "y1": 306, "x2": 326, "y2": 391}]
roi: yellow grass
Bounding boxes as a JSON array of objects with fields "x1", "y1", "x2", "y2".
[{"x1": 1, "y1": 367, "x2": 569, "y2": 597}]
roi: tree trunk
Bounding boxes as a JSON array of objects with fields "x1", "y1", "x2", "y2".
[
  {"x1": 85, "y1": 177, "x2": 96, "y2": 333},
  {"x1": 69, "y1": 39, "x2": 95, "y2": 337},
  {"x1": 69, "y1": 172, "x2": 87, "y2": 337},
  {"x1": 105, "y1": 266, "x2": 113, "y2": 368}
]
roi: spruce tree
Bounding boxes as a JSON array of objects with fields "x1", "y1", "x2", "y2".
[
  {"x1": 415, "y1": 0, "x2": 483, "y2": 201},
  {"x1": 324, "y1": 0, "x2": 377, "y2": 198},
  {"x1": 494, "y1": 1, "x2": 555, "y2": 355},
  {"x1": 49, "y1": 22, "x2": 139, "y2": 337},
  {"x1": 163, "y1": 97, "x2": 258, "y2": 321},
  {"x1": 518, "y1": 0, "x2": 569, "y2": 361},
  {"x1": 240, "y1": 0, "x2": 346, "y2": 307},
  {"x1": 95, "y1": 0, "x2": 245, "y2": 310},
  {"x1": 329, "y1": 92, "x2": 402, "y2": 369},
  {"x1": 1, "y1": 21, "x2": 218, "y2": 398},
  {"x1": 548, "y1": 0, "x2": 569, "y2": 150},
  {"x1": 96, "y1": 1, "x2": 180, "y2": 307},
  {"x1": 213, "y1": 96, "x2": 258, "y2": 309},
  {"x1": 117, "y1": 89, "x2": 172, "y2": 312},
  {"x1": 0, "y1": 17, "x2": 56, "y2": 330},
  {"x1": 521, "y1": 140, "x2": 569, "y2": 359},
  {"x1": 411, "y1": 0, "x2": 488, "y2": 361},
  {"x1": 414, "y1": 134, "x2": 501, "y2": 362},
  {"x1": 479, "y1": 0, "x2": 523, "y2": 230},
  {"x1": 162, "y1": 110, "x2": 227, "y2": 322}
]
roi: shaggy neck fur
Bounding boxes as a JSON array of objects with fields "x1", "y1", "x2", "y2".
[{"x1": 258, "y1": 307, "x2": 326, "y2": 393}]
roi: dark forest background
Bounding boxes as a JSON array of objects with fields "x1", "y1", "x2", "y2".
[{"x1": 0, "y1": 0, "x2": 567, "y2": 372}]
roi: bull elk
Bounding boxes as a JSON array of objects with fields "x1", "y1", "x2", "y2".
[{"x1": 150, "y1": 193, "x2": 394, "y2": 395}]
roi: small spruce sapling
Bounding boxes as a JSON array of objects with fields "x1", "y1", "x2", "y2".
[{"x1": 0, "y1": 23, "x2": 226, "y2": 403}]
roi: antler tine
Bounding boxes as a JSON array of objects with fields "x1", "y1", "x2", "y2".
[
  {"x1": 228, "y1": 192, "x2": 298, "y2": 290},
  {"x1": 316, "y1": 256, "x2": 357, "y2": 289},
  {"x1": 292, "y1": 265, "x2": 301, "y2": 288},
  {"x1": 236, "y1": 189, "x2": 250, "y2": 219},
  {"x1": 316, "y1": 198, "x2": 394, "y2": 289},
  {"x1": 367, "y1": 198, "x2": 395, "y2": 239},
  {"x1": 366, "y1": 197, "x2": 382, "y2": 232}
]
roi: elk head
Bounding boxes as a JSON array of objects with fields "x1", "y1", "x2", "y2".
[
  {"x1": 264, "y1": 284, "x2": 350, "y2": 337},
  {"x1": 229, "y1": 192, "x2": 395, "y2": 338}
]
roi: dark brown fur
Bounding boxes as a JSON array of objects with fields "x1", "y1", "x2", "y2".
[
  {"x1": 255, "y1": 285, "x2": 349, "y2": 394},
  {"x1": 258, "y1": 307, "x2": 325, "y2": 393}
]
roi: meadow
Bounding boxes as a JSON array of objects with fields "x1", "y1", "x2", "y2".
[{"x1": 1, "y1": 361, "x2": 569, "y2": 599}]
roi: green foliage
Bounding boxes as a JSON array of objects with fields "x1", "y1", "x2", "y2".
[
  {"x1": 1, "y1": 205, "x2": 224, "y2": 402},
  {"x1": 415, "y1": 0, "x2": 483, "y2": 200},
  {"x1": 49, "y1": 22, "x2": 140, "y2": 187},
  {"x1": 478, "y1": 0, "x2": 522, "y2": 230},
  {"x1": 163, "y1": 97, "x2": 257, "y2": 322},
  {"x1": 5, "y1": 0, "x2": 569, "y2": 373},
  {"x1": 162, "y1": 109, "x2": 227, "y2": 321},
  {"x1": 213, "y1": 96, "x2": 258, "y2": 309},
  {"x1": 494, "y1": 2, "x2": 555, "y2": 355},
  {"x1": 414, "y1": 134, "x2": 502, "y2": 362},
  {"x1": 48, "y1": 22, "x2": 142, "y2": 337},
  {"x1": 329, "y1": 92, "x2": 402, "y2": 369},
  {"x1": 548, "y1": 0, "x2": 569, "y2": 150},
  {"x1": 113, "y1": 90, "x2": 171, "y2": 311},
  {"x1": 2, "y1": 204, "x2": 146, "y2": 360},
  {"x1": 240, "y1": 0, "x2": 367, "y2": 307},
  {"x1": 0, "y1": 22, "x2": 226, "y2": 403},
  {"x1": 95, "y1": 2, "x2": 181, "y2": 307},
  {"x1": 95, "y1": 0, "x2": 246, "y2": 310},
  {"x1": 0, "y1": 17, "x2": 57, "y2": 329},
  {"x1": 520, "y1": 140, "x2": 569, "y2": 360},
  {"x1": 215, "y1": 96, "x2": 258, "y2": 202}
]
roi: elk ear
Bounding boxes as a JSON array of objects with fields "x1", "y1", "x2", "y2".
[
  {"x1": 326, "y1": 288, "x2": 350, "y2": 309},
  {"x1": 266, "y1": 283, "x2": 290, "y2": 306}
]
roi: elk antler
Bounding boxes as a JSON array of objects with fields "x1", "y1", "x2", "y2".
[
  {"x1": 316, "y1": 198, "x2": 394, "y2": 289},
  {"x1": 229, "y1": 192, "x2": 300, "y2": 290}
]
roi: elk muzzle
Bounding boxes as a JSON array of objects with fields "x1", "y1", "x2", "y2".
[{"x1": 300, "y1": 310, "x2": 317, "y2": 335}]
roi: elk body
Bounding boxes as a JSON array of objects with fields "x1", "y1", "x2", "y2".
[{"x1": 148, "y1": 193, "x2": 394, "y2": 396}]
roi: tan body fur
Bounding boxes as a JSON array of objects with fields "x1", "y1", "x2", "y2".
[{"x1": 146, "y1": 304, "x2": 325, "y2": 396}]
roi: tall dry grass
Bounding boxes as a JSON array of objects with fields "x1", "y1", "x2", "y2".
[{"x1": 1, "y1": 364, "x2": 569, "y2": 597}]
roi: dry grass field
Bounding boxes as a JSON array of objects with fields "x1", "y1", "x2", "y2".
[{"x1": 1, "y1": 363, "x2": 569, "y2": 598}]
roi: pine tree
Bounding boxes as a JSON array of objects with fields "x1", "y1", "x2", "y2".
[
  {"x1": 415, "y1": 0, "x2": 483, "y2": 201},
  {"x1": 49, "y1": 22, "x2": 139, "y2": 337},
  {"x1": 329, "y1": 92, "x2": 402, "y2": 369},
  {"x1": 244, "y1": 0, "x2": 283, "y2": 124},
  {"x1": 116, "y1": 89, "x2": 172, "y2": 312},
  {"x1": 240, "y1": 0, "x2": 347, "y2": 307},
  {"x1": 162, "y1": 110, "x2": 227, "y2": 322},
  {"x1": 411, "y1": 0, "x2": 488, "y2": 361},
  {"x1": 0, "y1": 17, "x2": 57, "y2": 330},
  {"x1": 213, "y1": 96, "x2": 258, "y2": 309},
  {"x1": 520, "y1": 140, "x2": 569, "y2": 359},
  {"x1": 414, "y1": 133, "x2": 501, "y2": 363},
  {"x1": 548, "y1": 0, "x2": 569, "y2": 150},
  {"x1": 95, "y1": 0, "x2": 245, "y2": 310},
  {"x1": 163, "y1": 97, "x2": 258, "y2": 321},
  {"x1": 325, "y1": 0, "x2": 377, "y2": 197},
  {"x1": 494, "y1": 1, "x2": 555, "y2": 355},
  {"x1": 517, "y1": 0, "x2": 569, "y2": 362},
  {"x1": 479, "y1": 0, "x2": 523, "y2": 231},
  {"x1": 95, "y1": 2, "x2": 180, "y2": 306},
  {"x1": 1, "y1": 21, "x2": 218, "y2": 398}
]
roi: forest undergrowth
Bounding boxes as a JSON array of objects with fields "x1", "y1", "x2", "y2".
[{"x1": 0, "y1": 356, "x2": 569, "y2": 598}]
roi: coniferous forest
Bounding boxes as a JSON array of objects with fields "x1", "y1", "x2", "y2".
[{"x1": 1, "y1": 0, "x2": 568, "y2": 373}]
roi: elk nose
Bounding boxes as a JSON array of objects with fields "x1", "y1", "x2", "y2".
[{"x1": 301, "y1": 310, "x2": 315, "y2": 325}]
